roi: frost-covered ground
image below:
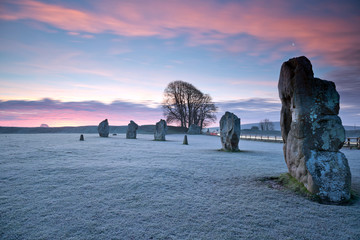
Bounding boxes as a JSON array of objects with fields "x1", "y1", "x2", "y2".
[{"x1": 0, "y1": 134, "x2": 359, "y2": 240}]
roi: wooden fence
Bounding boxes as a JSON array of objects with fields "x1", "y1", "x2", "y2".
[
  {"x1": 240, "y1": 135, "x2": 359, "y2": 149},
  {"x1": 208, "y1": 133, "x2": 360, "y2": 149},
  {"x1": 345, "y1": 137, "x2": 360, "y2": 149},
  {"x1": 240, "y1": 135, "x2": 283, "y2": 143}
]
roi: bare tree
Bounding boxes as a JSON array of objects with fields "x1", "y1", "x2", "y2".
[
  {"x1": 259, "y1": 118, "x2": 274, "y2": 131},
  {"x1": 196, "y1": 94, "x2": 217, "y2": 128},
  {"x1": 162, "y1": 81, "x2": 217, "y2": 129}
]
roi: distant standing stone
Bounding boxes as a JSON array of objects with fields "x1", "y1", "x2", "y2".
[
  {"x1": 278, "y1": 56, "x2": 351, "y2": 203},
  {"x1": 98, "y1": 119, "x2": 109, "y2": 137},
  {"x1": 183, "y1": 135, "x2": 188, "y2": 145},
  {"x1": 154, "y1": 119, "x2": 167, "y2": 141},
  {"x1": 126, "y1": 120, "x2": 139, "y2": 139},
  {"x1": 220, "y1": 112, "x2": 240, "y2": 151},
  {"x1": 79, "y1": 134, "x2": 84, "y2": 141},
  {"x1": 187, "y1": 124, "x2": 201, "y2": 135}
]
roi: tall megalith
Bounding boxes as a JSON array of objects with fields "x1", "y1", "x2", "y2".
[
  {"x1": 278, "y1": 56, "x2": 351, "y2": 203},
  {"x1": 220, "y1": 111, "x2": 240, "y2": 151},
  {"x1": 126, "y1": 120, "x2": 138, "y2": 139},
  {"x1": 98, "y1": 119, "x2": 109, "y2": 137},
  {"x1": 154, "y1": 119, "x2": 167, "y2": 141}
]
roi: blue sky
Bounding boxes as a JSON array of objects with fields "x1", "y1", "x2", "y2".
[{"x1": 0, "y1": 0, "x2": 359, "y2": 127}]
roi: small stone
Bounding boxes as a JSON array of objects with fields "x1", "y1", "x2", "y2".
[
  {"x1": 126, "y1": 120, "x2": 138, "y2": 139},
  {"x1": 79, "y1": 134, "x2": 84, "y2": 141},
  {"x1": 154, "y1": 119, "x2": 167, "y2": 141},
  {"x1": 98, "y1": 119, "x2": 109, "y2": 137},
  {"x1": 183, "y1": 135, "x2": 188, "y2": 145}
]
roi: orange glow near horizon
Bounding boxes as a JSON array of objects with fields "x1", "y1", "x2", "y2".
[{"x1": 0, "y1": 109, "x2": 162, "y2": 127}]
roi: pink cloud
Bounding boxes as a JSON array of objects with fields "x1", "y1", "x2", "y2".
[
  {"x1": 67, "y1": 31, "x2": 80, "y2": 36},
  {"x1": 1, "y1": 0, "x2": 359, "y2": 67},
  {"x1": 0, "y1": 99, "x2": 163, "y2": 127}
]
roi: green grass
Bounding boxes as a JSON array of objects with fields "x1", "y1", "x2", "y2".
[
  {"x1": 348, "y1": 189, "x2": 359, "y2": 205},
  {"x1": 261, "y1": 173, "x2": 358, "y2": 205},
  {"x1": 276, "y1": 173, "x2": 320, "y2": 202}
]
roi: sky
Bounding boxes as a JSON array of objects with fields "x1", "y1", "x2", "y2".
[{"x1": 0, "y1": 0, "x2": 359, "y2": 127}]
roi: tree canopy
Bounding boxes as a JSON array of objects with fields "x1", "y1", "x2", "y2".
[{"x1": 162, "y1": 80, "x2": 217, "y2": 129}]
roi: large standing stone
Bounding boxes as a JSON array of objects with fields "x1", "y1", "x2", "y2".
[
  {"x1": 154, "y1": 119, "x2": 167, "y2": 141},
  {"x1": 278, "y1": 56, "x2": 351, "y2": 203},
  {"x1": 126, "y1": 120, "x2": 138, "y2": 139},
  {"x1": 98, "y1": 119, "x2": 109, "y2": 137},
  {"x1": 220, "y1": 112, "x2": 240, "y2": 151},
  {"x1": 187, "y1": 124, "x2": 201, "y2": 135}
]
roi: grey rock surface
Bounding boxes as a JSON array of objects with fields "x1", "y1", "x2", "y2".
[
  {"x1": 183, "y1": 135, "x2": 188, "y2": 145},
  {"x1": 187, "y1": 124, "x2": 201, "y2": 135},
  {"x1": 219, "y1": 112, "x2": 240, "y2": 151},
  {"x1": 126, "y1": 120, "x2": 138, "y2": 139},
  {"x1": 154, "y1": 119, "x2": 167, "y2": 141},
  {"x1": 98, "y1": 119, "x2": 109, "y2": 137},
  {"x1": 278, "y1": 56, "x2": 351, "y2": 203}
]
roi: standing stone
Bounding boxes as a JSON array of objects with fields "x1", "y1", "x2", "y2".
[
  {"x1": 98, "y1": 119, "x2": 109, "y2": 137},
  {"x1": 79, "y1": 134, "x2": 84, "y2": 141},
  {"x1": 183, "y1": 135, "x2": 188, "y2": 145},
  {"x1": 278, "y1": 56, "x2": 351, "y2": 203},
  {"x1": 126, "y1": 120, "x2": 138, "y2": 139},
  {"x1": 220, "y1": 112, "x2": 240, "y2": 151},
  {"x1": 154, "y1": 119, "x2": 167, "y2": 141},
  {"x1": 187, "y1": 124, "x2": 201, "y2": 135}
]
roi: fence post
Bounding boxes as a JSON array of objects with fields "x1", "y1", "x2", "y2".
[{"x1": 357, "y1": 137, "x2": 360, "y2": 149}]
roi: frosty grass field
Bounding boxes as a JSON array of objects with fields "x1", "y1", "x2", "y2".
[{"x1": 0, "y1": 133, "x2": 359, "y2": 239}]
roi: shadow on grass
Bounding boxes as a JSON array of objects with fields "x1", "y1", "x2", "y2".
[
  {"x1": 258, "y1": 173, "x2": 358, "y2": 206},
  {"x1": 151, "y1": 139, "x2": 177, "y2": 142},
  {"x1": 216, "y1": 149, "x2": 255, "y2": 153}
]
